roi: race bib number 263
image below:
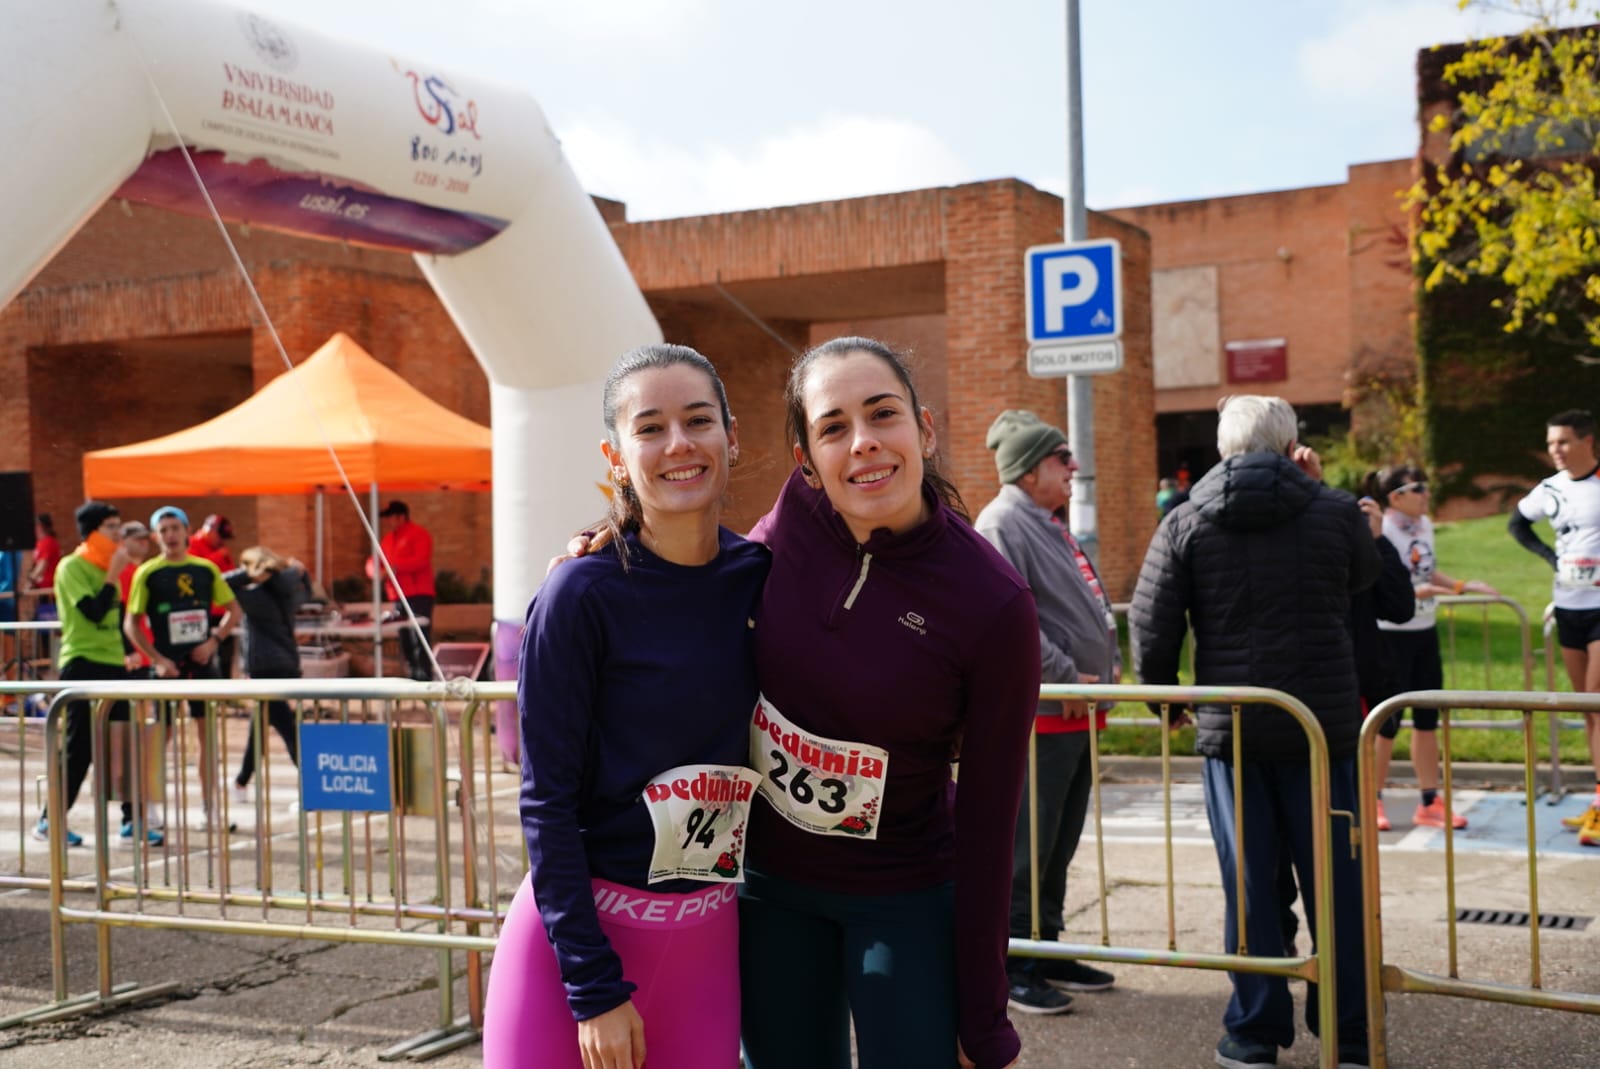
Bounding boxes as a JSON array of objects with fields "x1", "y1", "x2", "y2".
[{"x1": 750, "y1": 696, "x2": 888, "y2": 839}]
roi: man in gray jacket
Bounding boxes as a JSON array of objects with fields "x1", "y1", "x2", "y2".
[{"x1": 976, "y1": 410, "x2": 1118, "y2": 1017}]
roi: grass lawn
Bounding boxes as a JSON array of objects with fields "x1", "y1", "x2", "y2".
[{"x1": 1102, "y1": 512, "x2": 1588, "y2": 764}]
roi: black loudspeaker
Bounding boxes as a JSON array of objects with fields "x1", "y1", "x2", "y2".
[{"x1": 0, "y1": 472, "x2": 35, "y2": 551}]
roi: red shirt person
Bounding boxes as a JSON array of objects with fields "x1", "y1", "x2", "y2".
[
  {"x1": 187, "y1": 514, "x2": 237, "y2": 674},
  {"x1": 188, "y1": 513, "x2": 236, "y2": 571},
  {"x1": 29, "y1": 513, "x2": 62, "y2": 619},
  {"x1": 372, "y1": 501, "x2": 435, "y2": 681}
]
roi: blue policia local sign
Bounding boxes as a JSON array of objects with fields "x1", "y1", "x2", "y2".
[
  {"x1": 299, "y1": 722, "x2": 394, "y2": 812},
  {"x1": 1024, "y1": 238, "x2": 1122, "y2": 345}
]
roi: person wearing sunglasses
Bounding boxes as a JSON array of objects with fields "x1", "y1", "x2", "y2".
[
  {"x1": 1366, "y1": 465, "x2": 1496, "y2": 833},
  {"x1": 973, "y1": 412, "x2": 1118, "y2": 1016}
]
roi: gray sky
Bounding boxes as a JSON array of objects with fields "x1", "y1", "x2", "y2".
[{"x1": 241, "y1": 0, "x2": 1536, "y2": 219}]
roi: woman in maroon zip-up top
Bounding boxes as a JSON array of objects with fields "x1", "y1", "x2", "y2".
[{"x1": 739, "y1": 337, "x2": 1039, "y2": 1069}]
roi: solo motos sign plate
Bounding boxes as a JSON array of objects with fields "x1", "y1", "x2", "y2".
[{"x1": 1027, "y1": 340, "x2": 1124, "y2": 377}]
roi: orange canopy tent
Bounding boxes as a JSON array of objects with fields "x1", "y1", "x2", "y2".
[
  {"x1": 82, "y1": 333, "x2": 491, "y2": 676},
  {"x1": 83, "y1": 331, "x2": 491, "y2": 496}
]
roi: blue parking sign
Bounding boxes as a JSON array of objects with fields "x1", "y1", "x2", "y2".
[
  {"x1": 1025, "y1": 239, "x2": 1121, "y2": 344},
  {"x1": 299, "y1": 722, "x2": 394, "y2": 812}
]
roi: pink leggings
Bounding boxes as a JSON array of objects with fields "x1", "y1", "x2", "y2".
[{"x1": 481, "y1": 875, "x2": 741, "y2": 1069}]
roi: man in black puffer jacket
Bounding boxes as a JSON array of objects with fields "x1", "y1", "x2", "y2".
[{"x1": 1131, "y1": 395, "x2": 1379, "y2": 1069}]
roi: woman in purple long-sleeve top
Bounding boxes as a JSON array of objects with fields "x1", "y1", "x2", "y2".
[
  {"x1": 483, "y1": 344, "x2": 768, "y2": 1069},
  {"x1": 738, "y1": 337, "x2": 1039, "y2": 1069}
]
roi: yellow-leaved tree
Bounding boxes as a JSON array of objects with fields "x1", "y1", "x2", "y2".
[{"x1": 1409, "y1": 0, "x2": 1600, "y2": 348}]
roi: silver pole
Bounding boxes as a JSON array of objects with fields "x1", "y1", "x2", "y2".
[
  {"x1": 370, "y1": 484, "x2": 382, "y2": 678},
  {"x1": 314, "y1": 486, "x2": 325, "y2": 591},
  {"x1": 1064, "y1": 0, "x2": 1098, "y2": 560}
]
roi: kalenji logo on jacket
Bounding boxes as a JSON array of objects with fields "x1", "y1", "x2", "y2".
[{"x1": 898, "y1": 610, "x2": 927, "y2": 636}]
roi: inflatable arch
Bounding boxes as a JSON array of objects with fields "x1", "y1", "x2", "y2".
[{"x1": 3, "y1": 0, "x2": 662, "y2": 677}]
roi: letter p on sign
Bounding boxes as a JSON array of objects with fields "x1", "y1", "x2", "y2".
[
  {"x1": 1024, "y1": 239, "x2": 1121, "y2": 345},
  {"x1": 1041, "y1": 255, "x2": 1098, "y2": 332}
]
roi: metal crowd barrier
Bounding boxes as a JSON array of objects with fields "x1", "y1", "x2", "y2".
[
  {"x1": 1538, "y1": 606, "x2": 1597, "y2": 802},
  {"x1": 0, "y1": 677, "x2": 525, "y2": 1061},
  {"x1": 1, "y1": 679, "x2": 76, "y2": 890},
  {"x1": 1011, "y1": 682, "x2": 1348, "y2": 1069},
  {"x1": 1359, "y1": 690, "x2": 1600, "y2": 1069},
  {"x1": 1110, "y1": 596, "x2": 1585, "y2": 796},
  {"x1": 0, "y1": 619, "x2": 61, "y2": 683},
  {"x1": 1425, "y1": 597, "x2": 1591, "y2": 800},
  {"x1": 1435, "y1": 594, "x2": 1535, "y2": 695},
  {"x1": 12, "y1": 671, "x2": 1600, "y2": 1065}
]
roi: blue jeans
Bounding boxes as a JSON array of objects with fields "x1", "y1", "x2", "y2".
[
  {"x1": 739, "y1": 869, "x2": 957, "y2": 1069},
  {"x1": 1201, "y1": 756, "x2": 1368, "y2": 1054}
]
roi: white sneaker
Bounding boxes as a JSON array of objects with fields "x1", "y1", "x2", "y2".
[
  {"x1": 284, "y1": 799, "x2": 300, "y2": 817},
  {"x1": 199, "y1": 810, "x2": 236, "y2": 834},
  {"x1": 230, "y1": 783, "x2": 251, "y2": 808},
  {"x1": 145, "y1": 803, "x2": 166, "y2": 831}
]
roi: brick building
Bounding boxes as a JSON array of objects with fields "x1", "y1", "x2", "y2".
[
  {"x1": 1, "y1": 178, "x2": 1158, "y2": 601},
  {"x1": 1107, "y1": 158, "x2": 1416, "y2": 484},
  {"x1": 0, "y1": 208, "x2": 492, "y2": 601}
]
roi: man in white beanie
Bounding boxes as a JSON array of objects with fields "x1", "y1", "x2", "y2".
[{"x1": 975, "y1": 409, "x2": 1118, "y2": 1017}]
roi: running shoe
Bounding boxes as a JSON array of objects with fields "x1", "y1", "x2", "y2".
[
  {"x1": 1560, "y1": 803, "x2": 1598, "y2": 831},
  {"x1": 1413, "y1": 797, "x2": 1467, "y2": 829},
  {"x1": 1215, "y1": 1034, "x2": 1277, "y2": 1068},
  {"x1": 1038, "y1": 958, "x2": 1115, "y2": 992},
  {"x1": 119, "y1": 821, "x2": 164, "y2": 846},
  {"x1": 31, "y1": 819, "x2": 84, "y2": 848},
  {"x1": 1579, "y1": 805, "x2": 1600, "y2": 847},
  {"x1": 1374, "y1": 799, "x2": 1391, "y2": 832},
  {"x1": 1006, "y1": 975, "x2": 1074, "y2": 1015}
]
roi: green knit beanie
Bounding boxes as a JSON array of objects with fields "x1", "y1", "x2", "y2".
[{"x1": 986, "y1": 410, "x2": 1067, "y2": 484}]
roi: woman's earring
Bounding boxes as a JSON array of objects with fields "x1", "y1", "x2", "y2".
[
  {"x1": 800, "y1": 465, "x2": 814, "y2": 477},
  {"x1": 612, "y1": 469, "x2": 630, "y2": 487},
  {"x1": 729, "y1": 449, "x2": 740, "y2": 469}
]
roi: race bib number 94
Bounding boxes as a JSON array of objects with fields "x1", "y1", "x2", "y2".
[
  {"x1": 750, "y1": 696, "x2": 888, "y2": 839},
  {"x1": 641, "y1": 764, "x2": 761, "y2": 885}
]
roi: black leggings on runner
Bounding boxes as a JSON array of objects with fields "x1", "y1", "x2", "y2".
[{"x1": 234, "y1": 700, "x2": 300, "y2": 787}]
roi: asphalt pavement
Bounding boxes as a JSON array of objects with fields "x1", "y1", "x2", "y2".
[{"x1": 1, "y1": 756, "x2": 1596, "y2": 1067}]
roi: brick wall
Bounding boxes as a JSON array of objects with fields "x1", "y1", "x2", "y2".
[
  {"x1": 648, "y1": 298, "x2": 808, "y2": 535},
  {"x1": 7, "y1": 181, "x2": 1159, "y2": 603},
  {"x1": 1106, "y1": 161, "x2": 1415, "y2": 423},
  {"x1": 2, "y1": 204, "x2": 491, "y2": 594},
  {"x1": 615, "y1": 180, "x2": 1157, "y2": 599}
]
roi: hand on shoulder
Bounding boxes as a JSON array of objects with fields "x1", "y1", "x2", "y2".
[{"x1": 546, "y1": 529, "x2": 615, "y2": 577}]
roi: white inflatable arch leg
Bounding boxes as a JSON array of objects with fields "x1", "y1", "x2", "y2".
[{"x1": 1, "y1": 1, "x2": 661, "y2": 719}]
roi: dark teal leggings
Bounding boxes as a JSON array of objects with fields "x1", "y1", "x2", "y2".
[{"x1": 738, "y1": 869, "x2": 958, "y2": 1069}]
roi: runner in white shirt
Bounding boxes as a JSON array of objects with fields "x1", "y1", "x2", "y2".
[
  {"x1": 1509, "y1": 409, "x2": 1600, "y2": 846},
  {"x1": 1368, "y1": 465, "x2": 1496, "y2": 832}
]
